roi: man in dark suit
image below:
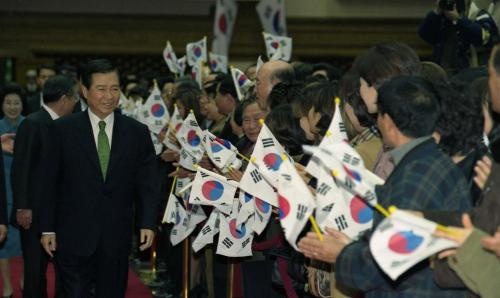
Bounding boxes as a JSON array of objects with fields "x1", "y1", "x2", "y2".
[
  {"x1": 40, "y1": 59, "x2": 160, "y2": 298},
  {"x1": 12, "y1": 75, "x2": 79, "y2": 298},
  {"x1": 24, "y1": 64, "x2": 57, "y2": 115}
]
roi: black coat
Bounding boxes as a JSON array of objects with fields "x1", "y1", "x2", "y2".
[
  {"x1": 11, "y1": 108, "x2": 53, "y2": 228},
  {"x1": 40, "y1": 111, "x2": 160, "y2": 257}
]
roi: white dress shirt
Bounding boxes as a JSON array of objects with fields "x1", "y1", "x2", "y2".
[{"x1": 42, "y1": 103, "x2": 60, "y2": 120}]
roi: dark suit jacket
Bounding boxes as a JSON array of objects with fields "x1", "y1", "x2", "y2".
[
  {"x1": 335, "y1": 139, "x2": 472, "y2": 297},
  {"x1": 25, "y1": 93, "x2": 42, "y2": 115},
  {"x1": 40, "y1": 111, "x2": 160, "y2": 257},
  {"x1": 11, "y1": 108, "x2": 53, "y2": 229}
]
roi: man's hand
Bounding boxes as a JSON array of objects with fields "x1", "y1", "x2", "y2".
[
  {"x1": 0, "y1": 225, "x2": 7, "y2": 242},
  {"x1": 41, "y1": 234, "x2": 57, "y2": 257},
  {"x1": 160, "y1": 149, "x2": 180, "y2": 162},
  {"x1": 481, "y1": 227, "x2": 500, "y2": 257},
  {"x1": 226, "y1": 167, "x2": 243, "y2": 182},
  {"x1": 16, "y1": 209, "x2": 32, "y2": 230},
  {"x1": 295, "y1": 163, "x2": 311, "y2": 185},
  {"x1": 1, "y1": 133, "x2": 15, "y2": 154},
  {"x1": 474, "y1": 156, "x2": 492, "y2": 190},
  {"x1": 434, "y1": 213, "x2": 474, "y2": 246},
  {"x1": 139, "y1": 229, "x2": 155, "y2": 251},
  {"x1": 298, "y1": 227, "x2": 352, "y2": 263}
]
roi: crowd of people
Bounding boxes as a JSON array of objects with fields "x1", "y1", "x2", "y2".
[{"x1": 0, "y1": 4, "x2": 500, "y2": 298}]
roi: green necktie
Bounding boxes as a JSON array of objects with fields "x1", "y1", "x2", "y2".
[{"x1": 97, "y1": 120, "x2": 110, "y2": 179}]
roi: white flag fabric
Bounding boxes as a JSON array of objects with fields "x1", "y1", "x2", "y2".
[
  {"x1": 170, "y1": 199, "x2": 193, "y2": 246},
  {"x1": 303, "y1": 143, "x2": 378, "y2": 207},
  {"x1": 177, "y1": 56, "x2": 187, "y2": 76},
  {"x1": 178, "y1": 149, "x2": 199, "y2": 172},
  {"x1": 252, "y1": 123, "x2": 288, "y2": 185},
  {"x1": 256, "y1": 0, "x2": 287, "y2": 36},
  {"x1": 315, "y1": 166, "x2": 373, "y2": 240},
  {"x1": 175, "y1": 177, "x2": 193, "y2": 202},
  {"x1": 262, "y1": 32, "x2": 292, "y2": 61},
  {"x1": 230, "y1": 67, "x2": 254, "y2": 101},
  {"x1": 176, "y1": 111, "x2": 205, "y2": 161},
  {"x1": 163, "y1": 105, "x2": 183, "y2": 152},
  {"x1": 276, "y1": 155, "x2": 315, "y2": 251},
  {"x1": 212, "y1": 0, "x2": 238, "y2": 57},
  {"x1": 187, "y1": 203, "x2": 207, "y2": 228},
  {"x1": 186, "y1": 37, "x2": 208, "y2": 66},
  {"x1": 236, "y1": 191, "x2": 255, "y2": 227},
  {"x1": 216, "y1": 204, "x2": 254, "y2": 257},
  {"x1": 191, "y1": 59, "x2": 203, "y2": 89},
  {"x1": 252, "y1": 197, "x2": 272, "y2": 235},
  {"x1": 239, "y1": 162, "x2": 278, "y2": 207},
  {"x1": 162, "y1": 193, "x2": 179, "y2": 224},
  {"x1": 202, "y1": 130, "x2": 239, "y2": 171},
  {"x1": 192, "y1": 209, "x2": 221, "y2": 253},
  {"x1": 163, "y1": 41, "x2": 181, "y2": 74},
  {"x1": 189, "y1": 167, "x2": 238, "y2": 214},
  {"x1": 151, "y1": 132, "x2": 163, "y2": 155},
  {"x1": 118, "y1": 92, "x2": 137, "y2": 118},
  {"x1": 370, "y1": 209, "x2": 458, "y2": 280},
  {"x1": 256, "y1": 55, "x2": 264, "y2": 75},
  {"x1": 138, "y1": 84, "x2": 170, "y2": 135},
  {"x1": 305, "y1": 98, "x2": 347, "y2": 178},
  {"x1": 238, "y1": 123, "x2": 285, "y2": 207},
  {"x1": 209, "y1": 53, "x2": 228, "y2": 73}
]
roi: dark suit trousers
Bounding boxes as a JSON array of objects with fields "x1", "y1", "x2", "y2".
[
  {"x1": 55, "y1": 244, "x2": 129, "y2": 298},
  {"x1": 20, "y1": 227, "x2": 49, "y2": 298}
]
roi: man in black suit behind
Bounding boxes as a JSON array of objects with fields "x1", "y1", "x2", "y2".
[
  {"x1": 40, "y1": 59, "x2": 160, "y2": 298},
  {"x1": 12, "y1": 74, "x2": 79, "y2": 298},
  {"x1": 24, "y1": 64, "x2": 57, "y2": 115}
]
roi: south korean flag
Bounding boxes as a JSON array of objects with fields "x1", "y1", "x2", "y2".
[
  {"x1": 316, "y1": 164, "x2": 373, "y2": 240},
  {"x1": 176, "y1": 111, "x2": 205, "y2": 162},
  {"x1": 192, "y1": 209, "x2": 221, "y2": 253},
  {"x1": 163, "y1": 105, "x2": 183, "y2": 152},
  {"x1": 305, "y1": 98, "x2": 348, "y2": 178},
  {"x1": 189, "y1": 166, "x2": 238, "y2": 215},
  {"x1": 238, "y1": 123, "x2": 285, "y2": 207},
  {"x1": 216, "y1": 199, "x2": 254, "y2": 257},
  {"x1": 170, "y1": 199, "x2": 194, "y2": 246},
  {"x1": 276, "y1": 155, "x2": 315, "y2": 251},
  {"x1": 202, "y1": 130, "x2": 240, "y2": 171}
]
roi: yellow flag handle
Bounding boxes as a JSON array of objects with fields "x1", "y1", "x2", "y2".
[{"x1": 309, "y1": 215, "x2": 324, "y2": 241}]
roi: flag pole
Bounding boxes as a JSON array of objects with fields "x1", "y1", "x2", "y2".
[
  {"x1": 227, "y1": 262, "x2": 234, "y2": 298},
  {"x1": 182, "y1": 237, "x2": 190, "y2": 298},
  {"x1": 309, "y1": 215, "x2": 324, "y2": 241}
]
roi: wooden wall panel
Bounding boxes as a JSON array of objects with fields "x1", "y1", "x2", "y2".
[{"x1": 0, "y1": 4, "x2": 431, "y2": 83}]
